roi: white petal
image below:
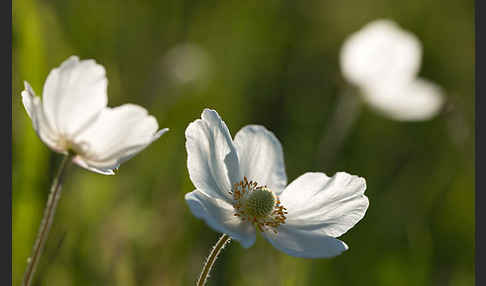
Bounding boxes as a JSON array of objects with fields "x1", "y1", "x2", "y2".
[
  {"x1": 42, "y1": 56, "x2": 108, "y2": 137},
  {"x1": 233, "y1": 125, "x2": 287, "y2": 194},
  {"x1": 22, "y1": 81, "x2": 36, "y2": 119},
  {"x1": 73, "y1": 104, "x2": 165, "y2": 173},
  {"x1": 340, "y1": 19, "x2": 422, "y2": 88},
  {"x1": 111, "y1": 128, "x2": 169, "y2": 166},
  {"x1": 280, "y1": 172, "x2": 369, "y2": 238},
  {"x1": 261, "y1": 172, "x2": 368, "y2": 258},
  {"x1": 262, "y1": 225, "x2": 349, "y2": 258},
  {"x1": 21, "y1": 81, "x2": 63, "y2": 152},
  {"x1": 72, "y1": 156, "x2": 115, "y2": 175},
  {"x1": 185, "y1": 108, "x2": 241, "y2": 202},
  {"x1": 185, "y1": 190, "x2": 256, "y2": 248},
  {"x1": 361, "y1": 78, "x2": 445, "y2": 121}
]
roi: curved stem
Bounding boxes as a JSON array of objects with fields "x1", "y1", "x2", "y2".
[
  {"x1": 315, "y1": 88, "x2": 362, "y2": 169},
  {"x1": 22, "y1": 154, "x2": 73, "y2": 286},
  {"x1": 196, "y1": 234, "x2": 231, "y2": 286}
]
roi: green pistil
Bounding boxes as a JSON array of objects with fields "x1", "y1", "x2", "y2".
[{"x1": 244, "y1": 187, "x2": 275, "y2": 218}]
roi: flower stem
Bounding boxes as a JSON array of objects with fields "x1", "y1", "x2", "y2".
[
  {"x1": 315, "y1": 88, "x2": 362, "y2": 169},
  {"x1": 22, "y1": 154, "x2": 73, "y2": 286},
  {"x1": 196, "y1": 234, "x2": 231, "y2": 286}
]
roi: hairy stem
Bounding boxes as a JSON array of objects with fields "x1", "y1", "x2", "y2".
[
  {"x1": 22, "y1": 154, "x2": 73, "y2": 286},
  {"x1": 196, "y1": 234, "x2": 231, "y2": 286}
]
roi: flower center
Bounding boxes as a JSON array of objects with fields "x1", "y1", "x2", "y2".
[
  {"x1": 229, "y1": 177, "x2": 287, "y2": 233},
  {"x1": 58, "y1": 136, "x2": 91, "y2": 157},
  {"x1": 58, "y1": 136, "x2": 72, "y2": 151},
  {"x1": 243, "y1": 187, "x2": 275, "y2": 218}
]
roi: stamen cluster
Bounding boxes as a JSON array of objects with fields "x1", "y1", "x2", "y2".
[{"x1": 229, "y1": 177, "x2": 287, "y2": 233}]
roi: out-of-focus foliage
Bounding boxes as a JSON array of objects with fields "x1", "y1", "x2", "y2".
[{"x1": 12, "y1": 0, "x2": 474, "y2": 285}]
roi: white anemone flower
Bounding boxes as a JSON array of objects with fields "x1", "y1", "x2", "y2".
[
  {"x1": 21, "y1": 55, "x2": 168, "y2": 175},
  {"x1": 361, "y1": 78, "x2": 445, "y2": 121},
  {"x1": 185, "y1": 109, "x2": 369, "y2": 258},
  {"x1": 339, "y1": 19, "x2": 445, "y2": 121},
  {"x1": 340, "y1": 19, "x2": 422, "y2": 88}
]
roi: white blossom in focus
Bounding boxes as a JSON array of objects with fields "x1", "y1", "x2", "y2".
[
  {"x1": 184, "y1": 108, "x2": 369, "y2": 258},
  {"x1": 340, "y1": 19, "x2": 445, "y2": 121},
  {"x1": 21, "y1": 56, "x2": 168, "y2": 175}
]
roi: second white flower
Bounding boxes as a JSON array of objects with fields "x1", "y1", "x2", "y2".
[{"x1": 185, "y1": 108, "x2": 369, "y2": 258}]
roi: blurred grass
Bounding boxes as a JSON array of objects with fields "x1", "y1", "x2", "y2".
[{"x1": 12, "y1": 0, "x2": 474, "y2": 285}]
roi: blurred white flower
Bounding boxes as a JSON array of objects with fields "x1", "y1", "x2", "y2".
[
  {"x1": 185, "y1": 109, "x2": 369, "y2": 258},
  {"x1": 361, "y1": 78, "x2": 444, "y2": 121},
  {"x1": 21, "y1": 56, "x2": 168, "y2": 175},
  {"x1": 340, "y1": 19, "x2": 421, "y2": 88},
  {"x1": 340, "y1": 19, "x2": 445, "y2": 121},
  {"x1": 162, "y1": 43, "x2": 211, "y2": 86}
]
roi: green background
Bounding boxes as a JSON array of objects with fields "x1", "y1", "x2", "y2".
[{"x1": 12, "y1": 0, "x2": 474, "y2": 285}]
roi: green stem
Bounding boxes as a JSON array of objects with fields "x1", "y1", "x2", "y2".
[
  {"x1": 315, "y1": 88, "x2": 362, "y2": 169},
  {"x1": 196, "y1": 234, "x2": 231, "y2": 286},
  {"x1": 22, "y1": 154, "x2": 73, "y2": 286}
]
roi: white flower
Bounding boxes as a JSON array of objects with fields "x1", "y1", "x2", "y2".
[
  {"x1": 162, "y1": 43, "x2": 211, "y2": 86},
  {"x1": 21, "y1": 56, "x2": 168, "y2": 175},
  {"x1": 184, "y1": 109, "x2": 369, "y2": 258},
  {"x1": 340, "y1": 19, "x2": 421, "y2": 88},
  {"x1": 361, "y1": 78, "x2": 444, "y2": 121},
  {"x1": 339, "y1": 19, "x2": 445, "y2": 121}
]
